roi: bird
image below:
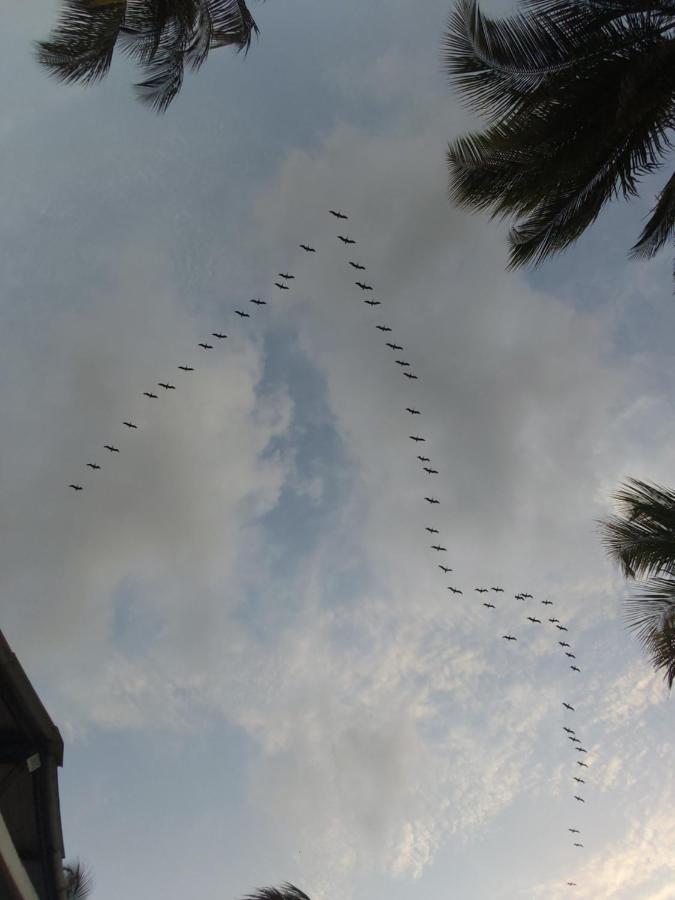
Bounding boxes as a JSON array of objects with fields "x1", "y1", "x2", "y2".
[
  {"x1": 559, "y1": 641, "x2": 571, "y2": 648},
  {"x1": 404, "y1": 372, "x2": 419, "y2": 380},
  {"x1": 364, "y1": 299, "x2": 381, "y2": 306},
  {"x1": 475, "y1": 588, "x2": 489, "y2": 594},
  {"x1": 158, "y1": 382, "x2": 176, "y2": 390},
  {"x1": 448, "y1": 587, "x2": 463, "y2": 594},
  {"x1": 491, "y1": 587, "x2": 504, "y2": 593},
  {"x1": 577, "y1": 761, "x2": 589, "y2": 768},
  {"x1": 527, "y1": 617, "x2": 542, "y2": 624},
  {"x1": 570, "y1": 665, "x2": 581, "y2": 672},
  {"x1": 178, "y1": 365, "x2": 194, "y2": 372},
  {"x1": 212, "y1": 332, "x2": 227, "y2": 339},
  {"x1": 424, "y1": 467, "x2": 439, "y2": 475},
  {"x1": 425, "y1": 527, "x2": 439, "y2": 534},
  {"x1": 573, "y1": 777, "x2": 585, "y2": 784},
  {"x1": 557, "y1": 624, "x2": 569, "y2": 631},
  {"x1": 410, "y1": 435, "x2": 426, "y2": 442},
  {"x1": 387, "y1": 343, "x2": 404, "y2": 351},
  {"x1": 299, "y1": 243, "x2": 316, "y2": 252},
  {"x1": 549, "y1": 617, "x2": 560, "y2": 624},
  {"x1": 563, "y1": 727, "x2": 575, "y2": 734},
  {"x1": 406, "y1": 407, "x2": 421, "y2": 415},
  {"x1": 143, "y1": 392, "x2": 158, "y2": 399},
  {"x1": 355, "y1": 281, "x2": 373, "y2": 291},
  {"x1": 123, "y1": 421, "x2": 138, "y2": 429},
  {"x1": 431, "y1": 544, "x2": 447, "y2": 552},
  {"x1": 235, "y1": 310, "x2": 251, "y2": 318},
  {"x1": 250, "y1": 298, "x2": 267, "y2": 306},
  {"x1": 563, "y1": 702, "x2": 575, "y2": 711},
  {"x1": 330, "y1": 209, "x2": 348, "y2": 219},
  {"x1": 417, "y1": 456, "x2": 430, "y2": 462},
  {"x1": 279, "y1": 273, "x2": 295, "y2": 280},
  {"x1": 483, "y1": 602, "x2": 496, "y2": 609},
  {"x1": 566, "y1": 652, "x2": 576, "y2": 659},
  {"x1": 568, "y1": 828, "x2": 581, "y2": 834},
  {"x1": 522, "y1": 593, "x2": 533, "y2": 598},
  {"x1": 502, "y1": 635, "x2": 517, "y2": 641},
  {"x1": 542, "y1": 599, "x2": 553, "y2": 605},
  {"x1": 274, "y1": 283, "x2": 289, "y2": 291},
  {"x1": 349, "y1": 261, "x2": 366, "y2": 270},
  {"x1": 514, "y1": 593, "x2": 525, "y2": 600},
  {"x1": 376, "y1": 325, "x2": 392, "y2": 332},
  {"x1": 576, "y1": 747, "x2": 588, "y2": 753},
  {"x1": 104, "y1": 445, "x2": 119, "y2": 453},
  {"x1": 198, "y1": 342, "x2": 213, "y2": 350},
  {"x1": 574, "y1": 795, "x2": 585, "y2": 803},
  {"x1": 86, "y1": 463, "x2": 101, "y2": 470},
  {"x1": 425, "y1": 497, "x2": 440, "y2": 505},
  {"x1": 338, "y1": 235, "x2": 356, "y2": 244},
  {"x1": 439, "y1": 565, "x2": 453, "y2": 573},
  {"x1": 573, "y1": 843, "x2": 584, "y2": 848},
  {"x1": 571, "y1": 737, "x2": 581, "y2": 744},
  {"x1": 395, "y1": 359, "x2": 410, "y2": 367},
  {"x1": 69, "y1": 484, "x2": 83, "y2": 491}
]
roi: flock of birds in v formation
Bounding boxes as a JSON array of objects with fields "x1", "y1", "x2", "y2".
[{"x1": 67, "y1": 208, "x2": 590, "y2": 890}]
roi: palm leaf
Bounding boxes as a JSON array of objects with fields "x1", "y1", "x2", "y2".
[
  {"x1": 63, "y1": 861, "x2": 93, "y2": 900},
  {"x1": 631, "y1": 170, "x2": 675, "y2": 258},
  {"x1": 624, "y1": 576, "x2": 675, "y2": 687},
  {"x1": 243, "y1": 885, "x2": 312, "y2": 900}
]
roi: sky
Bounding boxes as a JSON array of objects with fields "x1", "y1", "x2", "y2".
[{"x1": 2, "y1": 1, "x2": 675, "y2": 898}]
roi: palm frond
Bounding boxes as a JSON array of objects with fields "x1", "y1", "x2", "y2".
[
  {"x1": 599, "y1": 477, "x2": 675, "y2": 579},
  {"x1": 631, "y1": 170, "x2": 675, "y2": 258},
  {"x1": 63, "y1": 861, "x2": 93, "y2": 900},
  {"x1": 624, "y1": 576, "x2": 675, "y2": 687},
  {"x1": 243, "y1": 885, "x2": 312, "y2": 900}
]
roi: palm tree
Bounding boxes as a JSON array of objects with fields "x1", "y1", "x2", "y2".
[
  {"x1": 36, "y1": 0, "x2": 259, "y2": 112},
  {"x1": 600, "y1": 478, "x2": 675, "y2": 686},
  {"x1": 63, "y1": 860, "x2": 93, "y2": 900},
  {"x1": 443, "y1": 0, "x2": 675, "y2": 272},
  {"x1": 243, "y1": 886, "x2": 311, "y2": 900}
]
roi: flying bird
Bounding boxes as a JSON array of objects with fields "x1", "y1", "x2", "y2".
[
  {"x1": 198, "y1": 343, "x2": 213, "y2": 350},
  {"x1": 178, "y1": 365, "x2": 194, "y2": 371},
  {"x1": 406, "y1": 407, "x2": 421, "y2": 415},
  {"x1": 104, "y1": 445, "x2": 119, "y2": 453},
  {"x1": 502, "y1": 635, "x2": 517, "y2": 641},
  {"x1": 349, "y1": 261, "x2": 365, "y2": 270},
  {"x1": 364, "y1": 299, "x2": 381, "y2": 306},
  {"x1": 424, "y1": 467, "x2": 439, "y2": 475},
  {"x1": 251, "y1": 298, "x2": 267, "y2": 306},
  {"x1": 425, "y1": 497, "x2": 440, "y2": 505},
  {"x1": 338, "y1": 235, "x2": 356, "y2": 244},
  {"x1": 576, "y1": 747, "x2": 588, "y2": 753},
  {"x1": 299, "y1": 243, "x2": 316, "y2": 252},
  {"x1": 566, "y1": 652, "x2": 576, "y2": 659},
  {"x1": 330, "y1": 209, "x2": 348, "y2": 219},
  {"x1": 549, "y1": 618, "x2": 560, "y2": 624},
  {"x1": 573, "y1": 843, "x2": 584, "y2": 848},
  {"x1": 431, "y1": 544, "x2": 447, "y2": 552},
  {"x1": 439, "y1": 565, "x2": 453, "y2": 574},
  {"x1": 573, "y1": 777, "x2": 585, "y2": 784},
  {"x1": 395, "y1": 360, "x2": 410, "y2": 367},
  {"x1": 492, "y1": 587, "x2": 504, "y2": 593},
  {"x1": 522, "y1": 593, "x2": 533, "y2": 599},
  {"x1": 235, "y1": 310, "x2": 251, "y2": 318},
  {"x1": 475, "y1": 588, "x2": 488, "y2": 594},
  {"x1": 514, "y1": 593, "x2": 525, "y2": 600},
  {"x1": 388, "y1": 343, "x2": 404, "y2": 351},
  {"x1": 571, "y1": 737, "x2": 581, "y2": 744},
  {"x1": 143, "y1": 392, "x2": 158, "y2": 399},
  {"x1": 542, "y1": 599, "x2": 553, "y2": 605},
  {"x1": 563, "y1": 727, "x2": 575, "y2": 734},
  {"x1": 212, "y1": 332, "x2": 227, "y2": 339},
  {"x1": 563, "y1": 703, "x2": 575, "y2": 711},
  {"x1": 279, "y1": 273, "x2": 295, "y2": 280},
  {"x1": 410, "y1": 435, "x2": 426, "y2": 442},
  {"x1": 527, "y1": 617, "x2": 542, "y2": 624},
  {"x1": 69, "y1": 484, "x2": 83, "y2": 491},
  {"x1": 570, "y1": 665, "x2": 581, "y2": 672},
  {"x1": 355, "y1": 281, "x2": 373, "y2": 291},
  {"x1": 557, "y1": 625, "x2": 569, "y2": 631},
  {"x1": 483, "y1": 602, "x2": 496, "y2": 609},
  {"x1": 404, "y1": 372, "x2": 419, "y2": 380},
  {"x1": 425, "y1": 527, "x2": 439, "y2": 534},
  {"x1": 568, "y1": 828, "x2": 581, "y2": 834},
  {"x1": 577, "y1": 761, "x2": 589, "y2": 768},
  {"x1": 417, "y1": 456, "x2": 430, "y2": 462},
  {"x1": 86, "y1": 463, "x2": 101, "y2": 470},
  {"x1": 123, "y1": 421, "x2": 138, "y2": 429},
  {"x1": 559, "y1": 641, "x2": 571, "y2": 648},
  {"x1": 274, "y1": 283, "x2": 289, "y2": 290},
  {"x1": 574, "y1": 796, "x2": 585, "y2": 803},
  {"x1": 376, "y1": 325, "x2": 392, "y2": 332},
  {"x1": 448, "y1": 587, "x2": 463, "y2": 594},
  {"x1": 158, "y1": 382, "x2": 176, "y2": 389}
]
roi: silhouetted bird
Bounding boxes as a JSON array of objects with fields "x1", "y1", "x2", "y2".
[
  {"x1": 515, "y1": 593, "x2": 525, "y2": 600},
  {"x1": 542, "y1": 600, "x2": 553, "y2": 605},
  {"x1": 406, "y1": 407, "x2": 421, "y2": 415},
  {"x1": 279, "y1": 273, "x2": 295, "y2": 280},
  {"x1": 330, "y1": 210, "x2": 348, "y2": 219},
  {"x1": 574, "y1": 796, "x2": 585, "y2": 803},
  {"x1": 86, "y1": 463, "x2": 100, "y2": 470},
  {"x1": 425, "y1": 527, "x2": 439, "y2": 534},
  {"x1": 158, "y1": 382, "x2": 176, "y2": 389},
  {"x1": 404, "y1": 372, "x2": 418, "y2": 380},
  {"x1": 448, "y1": 587, "x2": 463, "y2": 594},
  {"x1": 577, "y1": 761, "x2": 589, "y2": 768},
  {"x1": 431, "y1": 544, "x2": 447, "y2": 552},
  {"x1": 355, "y1": 281, "x2": 372, "y2": 291},
  {"x1": 410, "y1": 435, "x2": 426, "y2": 442},
  {"x1": 557, "y1": 625, "x2": 569, "y2": 631},
  {"x1": 417, "y1": 456, "x2": 430, "y2": 463},
  {"x1": 563, "y1": 727, "x2": 575, "y2": 734},
  {"x1": 559, "y1": 641, "x2": 571, "y2": 648},
  {"x1": 123, "y1": 422, "x2": 138, "y2": 429},
  {"x1": 104, "y1": 445, "x2": 119, "y2": 452},
  {"x1": 563, "y1": 702, "x2": 575, "y2": 711},
  {"x1": 566, "y1": 652, "x2": 576, "y2": 659},
  {"x1": 364, "y1": 299, "x2": 381, "y2": 306},
  {"x1": 395, "y1": 360, "x2": 411, "y2": 368},
  {"x1": 570, "y1": 665, "x2": 581, "y2": 672},
  {"x1": 571, "y1": 737, "x2": 581, "y2": 744},
  {"x1": 236, "y1": 310, "x2": 251, "y2": 318},
  {"x1": 573, "y1": 843, "x2": 583, "y2": 848},
  {"x1": 568, "y1": 829, "x2": 581, "y2": 834},
  {"x1": 69, "y1": 484, "x2": 83, "y2": 491},
  {"x1": 423, "y1": 467, "x2": 439, "y2": 475},
  {"x1": 491, "y1": 587, "x2": 504, "y2": 593},
  {"x1": 502, "y1": 635, "x2": 517, "y2": 641},
  {"x1": 483, "y1": 602, "x2": 496, "y2": 609},
  {"x1": 274, "y1": 283, "x2": 289, "y2": 290},
  {"x1": 300, "y1": 244, "x2": 316, "y2": 252},
  {"x1": 178, "y1": 365, "x2": 194, "y2": 371},
  {"x1": 349, "y1": 262, "x2": 365, "y2": 270},
  {"x1": 198, "y1": 343, "x2": 213, "y2": 350},
  {"x1": 439, "y1": 565, "x2": 453, "y2": 573},
  {"x1": 527, "y1": 617, "x2": 542, "y2": 624},
  {"x1": 388, "y1": 343, "x2": 404, "y2": 351},
  {"x1": 476, "y1": 588, "x2": 488, "y2": 594},
  {"x1": 549, "y1": 618, "x2": 560, "y2": 624},
  {"x1": 251, "y1": 298, "x2": 267, "y2": 306},
  {"x1": 338, "y1": 235, "x2": 356, "y2": 244},
  {"x1": 212, "y1": 333, "x2": 227, "y2": 339},
  {"x1": 376, "y1": 325, "x2": 392, "y2": 332},
  {"x1": 573, "y1": 777, "x2": 585, "y2": 784},
  {"x1": 425, "y1": 497, "x2": 440, "y2": 505},
  {"x1": 522, "y1": 593, "x2": 533, "y2": 599},
  {"x1": 143, "y1": 392, "x2": 158, "y2": 399}
]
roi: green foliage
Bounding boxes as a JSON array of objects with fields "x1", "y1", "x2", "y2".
[
  {"x1": 36, "y1": 0, "x2": 259, "y2": 112},
  {"x1": 443, "y1": 0, "x2": 675, "y2": 270}
]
